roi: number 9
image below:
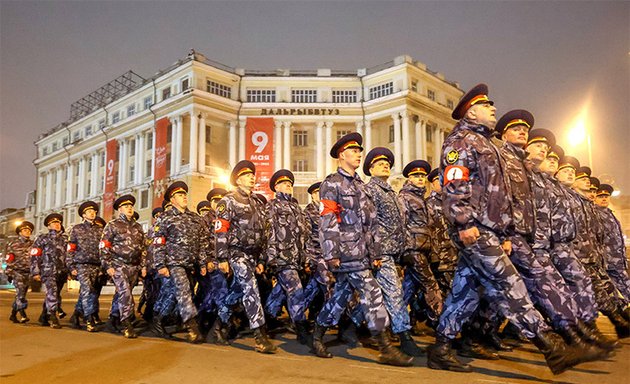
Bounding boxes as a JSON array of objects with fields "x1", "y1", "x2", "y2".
[{"x1": 252, "y1": 132, "x2": 268, "y2": 153}]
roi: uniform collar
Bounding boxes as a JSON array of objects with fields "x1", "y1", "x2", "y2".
[
  {"x1": 236, "y1": 187, "x2": 251, "y2": 197},
  {"x1": 403, "y1": 180, "x2": 426, "y2": 195},
  {"x1": 370, "y1": 176, "x2": 393, "y2": 191},
  {"x1": 19, "y1": 235, "x2": 30, "y2": 242},
  {"x1": 118, "y1": 213, "x2": 133, "y2": 222},
  {"x1": 503, "y1": 141, "x2": 528, "y2": 160},
  {"x1": 276, "y1": 192, "x2": 293, "y2": 201},
  {"x1": 337, "y1": 167, "x2": 362, "y2": 182},
  {"x1": 457, "y1": 118, "x2": 493, "y2": 138}
]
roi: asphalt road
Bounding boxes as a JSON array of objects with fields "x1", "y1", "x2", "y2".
[{"x1": 1, "y1": 290, "x2": 629, "y2": 384}]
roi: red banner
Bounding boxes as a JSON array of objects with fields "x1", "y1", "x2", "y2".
[
  {"x1": 153, "y1": 117, "x2": 170, "y2": 208},
  {"x1": 245, "y1": 117, "x2": 275, "y2": 200},
  {"x1": 103, "y1": 139, "x2": 118, "y2": 220}
]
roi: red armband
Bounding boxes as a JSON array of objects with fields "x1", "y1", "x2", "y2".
[
  {"x1": 214, "y1": 218, "x2": 230, "y2": 233},
  {"x1": 443, "y1": 165, "x2": 470, "y2": 185},
  {"x1": 30, "y1": 248, "x2": 42, "y2": 257},
  {"x1": 67, "y1": 243, "x2": 77, "y2": 252},
  {"x1": 5, "y1": 253, "x2": 15, "y2": 262},
  {"x1": 98, "y1": 240, "x2": 112, "y2": 249},
  {"x1": 153, "y1": 236, "x2": 166, "y2": 245},
  {"x1": 320, "y1": 199, "x2": 342, "y2": 223}
]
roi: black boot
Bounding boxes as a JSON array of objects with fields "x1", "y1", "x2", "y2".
[
  {"x1": 485, "y1": 327, "x2": 513, "y2": 351},
  {"x1": 295, "y1": 320, "x2": 311, "y2": 346},
  {"x1": 9, "y1": 308, "x2": 19, "y2": 323},
  {"x1": 558, "y1": 327, "x2": 610, "y2": 359},
  {"x1": 49, "y1": 313, "x2": 61, "y2": 329},
  {"x1": 311, "y1": 324, "x2": 332, "y2": 358},
  {"x1": 152, "y1": 315, "x2": 169, "y2": 338},
  {"x1": 207, "y1": 318, "x2": 229, "y2": 345},
  {"x1": 57, "y1": 308, "x2": 67, "y2": 319},
  {"x1": 427, "y1": 335, "x2": 472, "y2": 372},
  {"x1": 458, "y1": 336, "x2": 500, "y2": 360},
  {"x1": 107, "y1": 315, "x2": 121, "y2": 333},
  {"x1": 122, "y1": 319, "x2": 137, "y2": 339},
  {"x1": 622, "y1": 307, "x2": 630, "y2": 323},
  {"x1": 69, "y1": 310, "x2": 82, "y2": 329},
  {"x1": 38, "y1": 308, "x2": 50, "y2": 327},
  {"x1": 605, "y1": 310, "x2": 630, "y2": 339},
  {"x1": 86, "y1": 315, "x2": 98, "y2": 333},
  {"x1": 185, "y1": 318, "x2": 203, "y2": 344},
  {"x1": 530, "y1": 331, "x2": 605, "y2": 375},
  {"x1": 338, "y1": 317, "x2": 361, "y2": 348},
  {"x1": 398, "y1": 331, "x2": 424, "y2": 357},
  {"x1": 376, "y1": 332, "x2": 413, "y2": 367},
  {"x1": 93, "y1": 313, "x2": 103, "y2": 325},
  {"x1": 253, "y1": 326, "x2": 277, "y2": 354},
  {"x1": 18, "y1": 309, "x2": 29, "y2": 323},
  {"x1": 577, "y1": 320, "x2": 619, "y2": 350},
  {"x1": 500, "y1": 321, "x2": 527, "y2": 346}
]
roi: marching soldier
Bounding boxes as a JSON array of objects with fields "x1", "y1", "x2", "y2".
[
  {"x1": 138, "y1": 207, "x2": 163, "y2": 323},
  {"x1": 6, "y1": 221, "x2": 34, "y2": 323}
]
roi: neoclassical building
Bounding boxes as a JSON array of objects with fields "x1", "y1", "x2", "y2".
[{"x1": 32, "y1": 50, "x2": 463, "y2": 231}]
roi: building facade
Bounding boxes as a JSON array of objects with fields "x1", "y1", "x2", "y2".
[{"x1": 32, "y1": 51, "x2": 463, "y2": 232}]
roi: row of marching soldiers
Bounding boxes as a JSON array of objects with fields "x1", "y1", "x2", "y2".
[{"x1": 6, "y1": 82, "x2": 629, "y2": 375}]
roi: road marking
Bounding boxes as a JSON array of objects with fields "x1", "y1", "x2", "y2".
[{"x1": 348, "y1": 364, "x2": 415, "y2": 374}]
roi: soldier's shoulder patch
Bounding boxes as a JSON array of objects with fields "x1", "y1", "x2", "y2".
[
  {"x1": 217, "y1": 201, "x2": 227, "y2": 213},
  {"x1": 446, "y1": 150, "x2": 459, "y2": 164},
  {"x1": 154, "y1": 225, "x2": 159, "y2": 232}
]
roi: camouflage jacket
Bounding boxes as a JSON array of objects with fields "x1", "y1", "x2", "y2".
[
  {"x1": 215, "y1": 187, "x2": 267, "y2": 263},
  {"x1": 426, "y1": 190, "x2": 458, "y2": 271},
  {"x1": 200, "y1": 210, "x2": 217, "y2": 265},
  {"x1": 266, "y1": 192, "x2": 311, "y2": 270},
  {"x1": 319, "y1": 167, "x2": 379, "y2": 273},
  {"x1": 440, "y1": 119, "x2": 514, "y2": 236},
  {"x1": 31, "y1": 230, "x2": 67, "y2": 277},
  {"x1": 99, "y1": 214, "x2": 146, "y2": 269},
  {"x1": 397, "y1": 182, "x2": 431, "y2": 258},
  {"x1": 304, "y1": 201, "x2": 322, "y2": 261},
  {"x1": 543, "y1": 174, "x2": 577, "y2": 244},
  {"x1": 529, "y1": 168, "x2": 553, "y2": 250},
  {"x1": 66, "y1": 220, "x2": 103, "y2": 270},
  {"x1": 500, "y1": 142, "x2": 536, "y2": 238},
  {"x1": 153, "y1": 207, "x2": 210, "y2": 270},
  {"x1": 146, "y1": 224, "x2": 158, "y2": 270},
  {"x1": 596, "y1": 206, "x2": 627, "y2": 270},
  {"x1": 566, "y1": 189, "x2": 599, "y2": 265},
  {"x1": 5, "y1": 235, "x2": 33, "y2": 275},
  {"x1": 365, "y1": 177, "x2": 405, "y2": 258}
]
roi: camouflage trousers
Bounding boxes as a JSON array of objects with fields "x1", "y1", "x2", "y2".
[
  {"x1": 403, "y1": 266, "x2": 441, "y2": 323},
  {"x1": 217, "y1": 253, "x2": 266, "y2": 329},
  {"x1": 584, "y1": 263, "x2": 626, "y2": 314},
  {"x1": 166, "y1": 266, "x2": 198, "y2": 324},
  {"x1": 607, "y1": 266, "x2": 630, "y2": 305},
  {"x1": 316, "y1": 268, "x2": 389, "y2": 333},
  {"x1": 265, "y1": 268, "x2": 307, "y2": 322},
  {"x1": 154, "y1": 274, "x2": 177, "y2": 318},
  {"x1": 435, "y1": 271, "x2": 455, "y2": 298},
  {"x1": 351, "y1": 256, "x2": 410, "y2": 334},
  {"x1": 436, "y1": 227, "x2": 550, "y2": 340},
  {"x1": 138, "y1": 269, "x2": 161, "y2": 320},
  {"x1": 195, "y1": 269, "x2": 228, "y2": 314},
  {"x1": 74, "y1": 264, "x2": 101, "y2": 318},
  {"x1": 11, "y1": 271, "x2": 30, "y2": 311},
  {"x1": 550, "y1": 242, "x2": 598, "y2": 323},
  {"x1": 110, "y1": 265, "x2": 139, "y2": 322},
  {"x1": 42, "y1": 272, "x2": 66, "y2": 314},
  {"x1": 303, "y1": 273, "x2": 332, "y2": 309}
]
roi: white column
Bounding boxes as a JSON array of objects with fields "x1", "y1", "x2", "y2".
[
  {"x1": 37, "y1": 173, "x2": 44, "y2": 213},
  {"x1": 54, "y1": 168, "x2": 63, "y2": 207},
  {"x1": 45, "y1": 171, "x2": 53, "y2": 210},
  {"x1": 238, "y1": 119, "x2": 246, "y2": 161},
  {"x1": 189, "y1": 111, "x2": 199, "y2": 172},
  {"x1": 90, "y1": 153, "x2": 98, "y2": 196},
  {"x1": 274, "y1": 120, "x2": 283, "y2": 170},
  {"x1": 228, "y1": 121, "x2": 237, "y2": 167},
  {"x1": 65, "y1": 163, "x2": 74, "y2": 204},
  {"x1": 136, "y1": 135, "x2": 144, "y2": 184},
  {"x1": 401, "y1": 111, "x2": 411, "y2": 166},
  {"x1": 118, "y1": 140, "x2": 127, "y2": 187},
  {"x1": 283, "y1": 121, "x2": 291, "y2": 170},
  {"x1": 170, "y1": 118, "x2": 177, "y2": 175},
  {"x1": 198, "y1": 114, "x2": 206, "y2": 173},
  {"x1": 392, "y1": 113, "x2": 402, "y2": 169},
  {"x1": 325, "y1": 121, "x2": 333, "y2": 174},
  {"x1": 416, "y1": 118, "x2": 426, "y2": 160},
  {"x1": 433, "y1": 126, "x2": 442, "y2": 168},
  {"x1": 316, "y1": 121, "x2": 325, "y2": 179},
  {"x1": 355, "y1": 120, "x2": 363, "y2": 140},
  {"x1": 78, "y1": 158, "x2": 87, "y2": 199},
  {"x1": 364, "y1": 119, "x2": 372, "y2": 152},
  {"x1": 175, "y1": 115, "x2": 183, "y2": 174}
]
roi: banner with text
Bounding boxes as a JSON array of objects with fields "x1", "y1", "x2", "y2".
[
  {"x1": 153, "y1": 117, "x2": 170, "y2": 208},
  {"x1": 103, "y1": 139, "x2": 118, "y2": 220},
  {"x1": 245, "y1": 117, "x2": 275, "y2": 200}
]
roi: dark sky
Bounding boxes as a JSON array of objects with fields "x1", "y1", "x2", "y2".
[{"x1": 1, "y1": 1, "x2": 628, "y2": 209}]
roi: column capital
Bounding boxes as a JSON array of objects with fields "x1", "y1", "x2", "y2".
[
  {"x1": 400, "y1": 110, "x2": 409, "y2": 118},
  {"x1": 391, "y1": 113, "x2": 401, "y2": 121},
  {"x1": 282, "y1": 120, "x2": 292, "y2": 128},
  {"x1": 274, "y1": 120, "x2": 283, "y2": 129},
  {"x1": 324, "y1": 121, "x2": 334, "y2": 128},
  {"x1": 238, "y1": 119, "x2": 246, "y2": 129},
  {"x1": 355, "y1": 120, "x2": 363, "y2": 129},
  {"x1": 316, "y1": 121, "x2": 326, "y2": 128}
]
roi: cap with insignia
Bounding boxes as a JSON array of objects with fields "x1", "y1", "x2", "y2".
[
  {"x1": 597, "y1": 184, "x2": 614, "y2": 197},
  {"x1": 575, "y1": 166, "x2": 592, "y2": 180},
  {"x1": 151, "y1": 207, "x2": 163, "y2": 218},
  {"x1": 527, "y1": 128, "x2": 556, "y2": 148},
  {"x1": 589, "y1": 177, "x2": 600, "y2": 192},
  {"x1": 428, "y1": 168, "x2": 440, "y2": 183},
  {"x1": 451, "y1": 83, "x2": 494, "y2": 120},
  {"x1": 330, "y1": 132, "x2": 363, "y2": 159},
  {"x1": 207, "y1": 188, "x2": 228, "y2": 202},
  {"x1": 557, "y1": 156, "x2": 580, "y2": 172},
  {"x1": 165, "y1": 181, "x2": 188, "y2": 200},
  {"x1": 15, "y1": 221, "x2": 34, "y2": 235},
  {"x1": 132, "y1": 212, "x2": 140, "y2": 221},
  {"x1": 44, "y1": 213, "x2": 64, "y2": 227},
  {"x1": 161, "y1": 198, "x2": 172, "y2": 211},
  {"x1": 269, "y1": 169, "x2": 295, "y2": 192},
  {"x1": 308, "y1": 182, "x2": 321, "y2": 195},
  {"x1": 363, "y1": 147, "x2": 394, "y2": 176},
  {"x1": 495, "y1": 109, "x2": 535, "y2": 137},
  {"x1": 78, "y1": 200, "x2": 99, "y2": 216},
  {"x1": 113, "y1": 194, "x2": 136, "y2": 210},
  {"x1": 94, "y1": 217, "x2": 106, "y2": 227},
  {"x1": 548, "y1": 144, "x2": 564, "y2": 160},
  {"x1": 403, "y1": 160, "x2": 431, "y2": 178},
  {"x1": 197, "y1": 201, "x2": 212, "y2": 214},
  {"x1": 230, "y1": 160, "x2": 256, "y2": 186}
]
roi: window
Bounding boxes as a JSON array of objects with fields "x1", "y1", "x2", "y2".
[
  {"x1": 112, "y1": 111, "x2": 120, "y2": 124},
  {"x1": 62, "y1": 137, "x2": 69, "y2": 146},
  {"x1": 162, "y1": 87, "x2": 171, "y2": 101},
  {"x1": 129, "y1": 139, "x2": 136, "y2": 156},
  {"x1": 428, "y1": 89, "x2": 436, "y2": 101},
  {"x1": 291, "y1": 89, "x2": 317, "y2": 103},
  {"x1": 140, "y1": 189, "x2": 149, "y2": 209},
  {"x1": 207, "y1": 80, "x2": 232, "y2": 98},
  {"x1": 411, "y1": 81, "x2": 418, "y2": 92},
  {"x1": 146, "y1": 132, "x2": 153, "y2": 150},
  {"x1": 389, "y1": 125, "x2": 395, "y2": 143},
  {"x1": 52, "y1": 142, "x2": 59, "y2": 151},
  {"x1": 72, "y1": 131, "x2": 81, "y2": 142},
  {"x1": 85, "y1": 125, "x2": 93, "y2": 137},
  {"x1": 369, "y1": 82, "x2": 393, "y2": 100},
  {"x1": 336, "y1": 130, "x2": 352, "y2": 140},
  {"x1": 205, "y1": 125, "x2": 212, "y2": 144},
  {"x1": 293, "y1": 159, "x2": 308, "y2": 172},
  {"x1": 246, "y1": 89, "x2": 276, "y2": 102},
  {"x1": 145, "y1": 159, "x2": 152, "y2": 179},
  {"x1": 98, "y1": 119, "x2": 105, "y2": 130},
  {"x1": 332, "y1": 90, "x2": 357, "y2": 103},
  {"x1": 447, "y1": 99, "x2": 454, "y2": 109},
  {"x1": 181, "y1": 78, "x2": 190, "y2": 91},
  {"x1": 129, "y1": 164, "x2": 135, "y2": 183},
  {"x1": 426, "y1": 124, "x2": 434, "y2": 143},
  {"x1": 293, "y1": 130, "x2": 307, "y2": 147},
  {"x1": 127, "y1": 104, "x2": 136, "y2": 117},
  {"x1": 43, "y1": 146, "x2": 49, "y2": 156},
  {"x1": 143, "y1": 96, "x2": 153, "y2": 110},
  {"x1": 99, "y1": 152, "x2": 105, "y2": 167}
]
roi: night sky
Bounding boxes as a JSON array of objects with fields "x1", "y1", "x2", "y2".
[{"x1": 1, "y1": 1, "x2": 628, "y2": 209}]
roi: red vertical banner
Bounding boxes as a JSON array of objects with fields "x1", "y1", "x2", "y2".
[
  {"x1": 103, "y1": 139, "x2": 118, "y2": 220},
  {"x1": 153, "y1": 117, "x2": 170, "y2": 208},
  {"x1": 245, "y1": 117, "x2": 275, "y2": 200}
]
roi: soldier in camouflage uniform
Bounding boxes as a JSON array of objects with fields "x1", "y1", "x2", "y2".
[
  {"x1": 138, "y1": 207, "x2": 163, "y2": 324},
  {"x1": 428, "y1": 84, "x2": 597, "y2": 375},
  {"x1": 263, "y1": 169, "x2": 311, "y2": 345},
  {"x1": 66, "y1": 201, "x2": 103, "y2": 332},
  {"x1": 6, "y1": 221, "x2": 34, "y2": 323},
  {"x1": 152, "y1": 181, "x2": 210, "y2": 343},
  {"x1": 311, "y1": 132, "x2": 412, "y2": 367},
  {"x1": 213, "y1": 160, "x2": 277, "y2": 354},
  {"x1": 100, "y1": 195, "x2": 147, "y2": 338},
  {"x1": 31, "y1": 213, "x2": 67, "y2": 328}
]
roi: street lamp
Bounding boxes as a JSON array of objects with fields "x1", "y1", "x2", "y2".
[{"x1": 567, "y1": 111, "x2": 593, "y2": 167}]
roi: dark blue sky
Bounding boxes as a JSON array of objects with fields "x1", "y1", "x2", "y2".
[{"x1": 1, "y1": 1, "x2": 628, "y2": 208}]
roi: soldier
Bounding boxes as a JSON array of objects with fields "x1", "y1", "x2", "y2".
[
  {"x1": 138, "y1": 207, "x2": 163, "y2": 323},
  {"x1": 263, "y1": 169, "x2": 311, "y2": 345},
  {"x1": 100, "y1": 195, "x2": 147, "y2": 338},
  {"x1": 152, "y1": 181, "x2": 210, "y2": 343},
  {"x1": 428, "y1": 84, "x2": 595, "y2": 375},
  {"x1": 214, "y1": 160, "x2": 277, "y2": 354},
  {"x1": 31, "y1": 213, "x2": 67, "y2": 328},
  {"x1": 311, "y1": 132, "x2": 412, "y2": 367},
  {"x1": 6, "y1": 221, "x2": 34, "y2": 323},
  {"x1": 67, "y1": 201, "x2": 104, "y2": 332},
  {"x1": 588, "y1": 177, "x2": 600, "y2": 202}
]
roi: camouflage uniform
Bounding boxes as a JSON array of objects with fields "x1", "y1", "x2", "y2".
[
  {"x1": 6, "y1": 235, "x2": 33, "y2": 311},
  {"x1": 215, "y1": 188, "x2": 267, "y2": 329},
  {"x1": 31, "y1": 229, "x2": 68, "y2": 315},
  {"x1": 100, "y1": 214, "x2": 146, "y2": 322},
  {"x1": 596, "y1": 206, "x2": 630, "y2": 302},
  {"x1": 302, "y1": 200, "x2": 333, "y2": 309},
  {"x1": 426, "y1": 190, "x2": 458, "y2": 296},
  {"x1": 67, "y1": 220, "x2": 103, "y2": 318},
  {"x1": 195, "y1": 210, "x2": 228, "y2": 315},
  {"x1": 436, "y1": 119, "x2": 550, "y2": 340},
  {"x1": 315, "y1": 167, "x2": 389, "y2": 333},
  {"x1": 139, "y1": 224, "x2": 161, "y2": 321}
]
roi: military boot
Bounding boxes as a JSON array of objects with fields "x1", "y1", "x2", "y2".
[
  {"x1": 69, "y1": 310, "x2": 82, "y2": 329},
  {"x1": 398, "y1": 331, "x2": 424, "y2": 357},
  {"x1": 338, "y1": 317, "x2": 361, "y2": 348},
  {"x1": 311, "y1": 324, "x2": 332, "y2": 358},
  {"x1": 107, "y1": 315, "x2": 121, "y2": 333},
  {"x1": 57, "y1": 308, "x2": 67, "y2": 319},
  {"x1": 621, "y1": 307, "x2": 630, "y2": 323},
  {"x1": 18, "y1": 309, "x2": 30, "y2": 323},
  {"x1": 38, "y1": 308, "x2": 50, "y2": 327},
  {"x1": 93, "y1": 313, "x2": 104, "y2": 325},
  {"x1": 484, "y1": 326, "x2": 513, "y2": 351},
  {"x1": 152, "y1": 315, "x2": 168, "y2": 338},
  {"x1": 458, "y1": 336, "x2": 500, "y2": 360},
  {"x1": 49, "y1": 313, "x2": 61, "y2": 329},
  {"x1": 500, "y1": 321, "x2": 527, "y2": 346},
  {"x1": 185, "y1": 318, "x2": 203, "y2": 344},
  {"x1": 427, "y1": 335, "x2": 473, "y2": 372},
  {"x1": 295, "y1": 320, "x2": 311, "y2": 346},
  {"x1": 9, "y1": 308, "x2": 19, "y2": 323},
  {"x1": 122, "y1": 319, "x2": 138, "y2": 339},
  {"x1": 252, "y1": 326, "x2": 277, "y2": 354},
  {"x1": 577, "y1": 320, "x2": 619, "y2": 350},
  {"x1": 531, "y1": 331, "x2": 604, "y2": 375},
  {"x1": 558, "y1": 327, "x2": 610, "y2": 359},
  {"x1": 207, "y1": 318, "x2": 229, "y2": 345},
  {"x1": 86, "y1": 315, "x2": 98, "y2": 333},
  {"x1": 604, "y1": 310, "x2": 630, "y2": 339},
  {"x1": 376, "y1": 332, "x2": 413, "y2": 367}
]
